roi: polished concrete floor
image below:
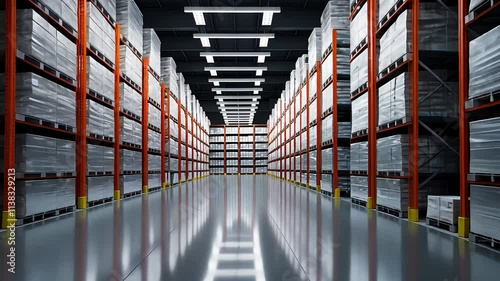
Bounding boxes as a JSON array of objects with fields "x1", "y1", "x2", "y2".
[{"x1": 1, "y1": 175, "x2": 500, "y2": 281}]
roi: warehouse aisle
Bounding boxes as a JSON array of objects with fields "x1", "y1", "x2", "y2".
[{"x1": 1, "y1": 175, "x2": 500, "y2": 281}]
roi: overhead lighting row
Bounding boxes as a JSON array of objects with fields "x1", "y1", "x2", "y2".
[{"x1": 185, "y1": 6, "x2": 281, "y2": 124}]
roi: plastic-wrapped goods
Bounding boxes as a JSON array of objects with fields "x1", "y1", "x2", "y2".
[
  {"x1": 308, "y1": 28, "x2": 322, "y2": 63},
  {"x1": 309, "y1": 173, "x2": 317, "y2": 187},
  {"x1": 321, "y1": 47, "x2": 350, "y2": 86},
  {"x1": 322, "y1": 21, "x2": 349, "y2": 56},
  {"x1": 0, "y1": 73, "x2": 74, "y2": 128},
  {"x1": 120, "y1": 45, "x2": 142, "y2": 88},
  {"x1": 87, "y1": 56, "x2": 114, "y2": 101},
  {"x1": 120, "y1": 116, "x2": 142, "y2": 146},
  {"x1": 378, "y1": 5, "x2": 457, "y2": 73},
  {"x1": 256, "y1": 127, "x2": 267, "y2": 134},
  {"x1": 148, "y1": 173, "x2": 161, "y2": 188},
  {"x1": 322, "y1": 115, "x2": 333, "y2": 143},
  {"x1": 148, "y1": 73, "x2": 161, "y2": 105},
  {"x1": 161, "y1": 58, "x2": 180, "y2": 98},
  {"x1": 376, "y1": 178, "x2": 409, "y2": 211},
  {"x1": 350, "y1": 3, "x2": 367, "y2": 52},
  {"x1": 350, "y1": 141, "x2": 368, "y2": 171},
  {"x1": 301, "y1": 173, "x2": 307, "y2": 184},
  {"x1": 471, "y1": 184, "x2": 500, "y2": 241},
  {"x1": 120, "y1": 149, "x2": 141, "y2": 172},
  {"x1": 240, "y1": 126, "x2": 253, "y2": 134},
  {"x1": 309, "y1": 150, "x2": 317, "y2": 171},
  {"x1": 148, "y1": 104, "x2": 161, "y2": 129},
  {"x1": 469, "y1": 117, "x2": 500, "y2": 174},
  {"x1": 16, "y1": 134, "x2": 75, "y2": 174},
  {"x1": 351, "y1": 176, "x2": 368, "y2": 201},
  {"x1": 169, "y1": 95, "x2": 178, "y2": 119},
  {"x1": 377, "y1": 135, "x2": 457, "y2": 173},
  {"x1": 378, "y1": 72, "x2": 457, "y2": 126},
  {"x1": 338, "y1": 147, "x2": 351, "y2": 171},
  {"x1": 309, "y1": 72, "x2": 318, "y2": 101},
  {"x1": 427, "y1": 195, "x2": 440, "y2": 220},
  {"x1": 41, "y1": 0, "x2": 78, "y2": 31},
  {"x1": 0, "y1": 9, "x2": 57, "y2": 68},
  {"x1": 469, "y1": 25, "x2": 500, "y2": 98},
  {"x1": 310, "y1": 124, "x2": 318, "y2": 148},
  {"x1": 339, "y1": 122, "x2": 351, "y2": 138},
  {"x1": 169, "y1": 119, "x2": 179, "y2": 138},
  {"x1": 322, "y1": 148, "x2": 333, "y2": 171},
  {"x1": 350, "y1": 48, "x2": 368, "y2": 93},
  {"x1": 321, "y1": 174, "x2": 333, "y2": 192},
  {"x1": 121, "y1": 174, "x2": 142, "y2": 194},
  {"x1": 439, "y1": 196, "x2": 460, "y2": 224},
  {"x1": 56, "y1": 31, "x2": 77, "y2": 79},
  {"x1": 300, "y1": 55, "x2": 309, "y2": 85},
  {"x1": 168, "y1": 158, "x2": 179, "y2": 171},
  {"x1": 143, "y1": 28, "x2": 161, "y2": 75},
  {"x1": 309, "y1": 99, "x2": 317, "y2": 123},
  {"x1": 87, "y1": 100, "x2": 114, "y2": 138},
  {"x1": 87, "y1": 176, "x2": 113, "y2": 202},
  {"x1": 120, "y1": 82, "x2": 142, "y2": 117},
  {"x1": 87, "y1": 144, "x2": 114, "y2": 173},
  {"x1": 351, "y1": 92, "x2": 368, "y2": 133},
  {"x1": 171, "y1": 172, "x2": 179, "y2": 184},
  {"x1": 378, "y1": 0, "x2": 398, "y2": 23},
  {"x1": 16, "y1": 178, "x2": 75, "y2": 218},
  {"x1": 87, "y1": 2, "x2": 116, "y2": 64},
  {"x1": 117, "y1": 0, "x2": 143, "y2": 55},
  {"x1": 148, "y1": 129, "x2": 161, "y2": 151}
]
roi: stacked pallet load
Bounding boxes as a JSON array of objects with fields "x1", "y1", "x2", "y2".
[
  {"x1": 118, "y1": 0, "x2": 143, "y2": 196},
  {"x1": 144, "y1": 28, "x2": 162, "y2": 190},
  {"x1": 376, "y1": 2, "x2": 458, "y2": 217},
  {"x1": 0, "y1": 5, "x2": 78, "y2": 220},
  {"x1": 161, "y1": 57, "x2": 179, "y2": 185},
  {"x1": 319, "y1": 0, "x2": 350, "y2": 197},
  {"x1": 466, "y1": 2, "x2": 500, "y2": 242}
]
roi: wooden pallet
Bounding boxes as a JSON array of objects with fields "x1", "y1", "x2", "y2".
[
  {"x1": 426, "y1": 217, "x2": 458, "y2": 233},
  {"x1": 465, "y1": 90, "x2": 500, "y2": 109},
  {"x1": 88, "y1": 171, "x2": 113, "y2": 176},
  {"x1": 468, "y1": 173, "x2": 500, "y2": 183},
  {"x1": 87, "y1": 132, "x2": 113, "y2": 142},
  {"x1": 351, "y1": 198, "x2": 367, "y2": 207},
  {"x1": 88, "y1": 0, "x2": 116, "y2": 25},
  {"x1": 121, "y1": 35, "x2": 143, "y2": 59},
  {"x1": 470, "y1": 232, "x2": 500, "y2": 249},
  {"x1": 350, "y1": 38, "x2": 367, "y2": 58},
  {"x1": 377, "y1": 116, "x2": 410, "y2": 131},
  {"x1": 350, "y1": 82, "x2": 368, "y2": 98},
  {"x1": 17, "y1": 50, "x2": 76, "y2": 86},
  {"x1": 31, "y1": 0, "x2": 78, "y2": 36},
  {"x1": 17, "y1": 113, "x2": 76, "y2": 133},
  {"x1": 88, "y1": 197, "x2": 113, "y2": 208},
  {"x1": 121, "y1": 108, "x2": 142, "y2": 121},
  {"x1": 123, "y1": 190, "x2": 142, "y2": 198},
  {"x1": 87, "y1": 88, "x2": 114, "y2": 106},
  {"x1": 376, "y1": 0, "x2": 405, "y2": 30},
  {"x1": 17, "y1": 172, "x2": 75, "y2": 178},
  {"x1": 377, "y1": 54, "x2": 410, "y2": 79},
  {"x1": 88, "y1": 43, "x2": 115, "y2": 69},
  {"x1": 377, "y1": 205, "x2": 408, "y2": 218},
  {"x1": 17, "y1": 205, "x2": 75, "y2": 225}
]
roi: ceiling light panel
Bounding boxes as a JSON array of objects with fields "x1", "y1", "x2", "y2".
[
  {"x1": 212, "y1": 87, "x2": 263, "y2": 93},
  {"x1": 217, "y1": 101, "x2": 259, "y2": 105},
  {"x1": 201, "y1": 52, "x2": 271, "y2": 63},
  {"x1": 215, "y1": 95, "x2": 261, "y2": 100},
  {"x1": 209, "y1": 78, "x2": 265, "y2": 85},
  {"x1": 192, "y1": 11, "x2": 206, "y2": 25},
  {"x1": 185, "y1": 7, "x2": 280, "y2": 26}
]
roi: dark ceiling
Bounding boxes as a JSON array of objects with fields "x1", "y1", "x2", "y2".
[{"x1": 136, "y1": 0, "x2": 329, "y2": 124}]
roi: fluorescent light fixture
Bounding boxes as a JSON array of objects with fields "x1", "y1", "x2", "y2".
[
  {"x1": 212, "y1": 87, "x2": 263, "y2": 93},
  {"x1": 218, "y1": 106, "x2": 258, "y2": 110},
  {"x1": 194, "y1": 33, "x2": 274, "y2": 47},
  {"x1": 192, "y1": 11, "x2": 206, "y2": 25},
  {"x1": 185, "y1": 7, "x2": 281, "y2": 26},
  {"x1": 259, "y1": 37, "x2": 270, "y2": 47},
  {"x1": 206, "y1": 55, "x2": 215, "y2": 63},
  {"x1": 209, "y1": 78, "x2": 265, "y2": 86},
  {"x1": 217, "y1": 101, "x2": 259, "y2": 105},
  {"x1": 205, "y1": 67, "x2": 267, "y2": 76},
  {"x1": 252, "y1": 98, "x2": 258, "y2": 102},
  {"x1": 200, "y1": 52, "x2": 271, "y2": 63},
  {"x1": 215, "y1": 95, "x2": 261, "y2": 99}
]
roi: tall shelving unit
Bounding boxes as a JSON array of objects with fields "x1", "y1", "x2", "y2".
[
  {"x1": 1, "y1": 0, "x2": 211, "y2": 227},
  {"x1": 209, "y1": 125, "x2": 268, "y2": 176},
  {"x1": 458, "y1": 0, "x2": 500, "y2": 238}
]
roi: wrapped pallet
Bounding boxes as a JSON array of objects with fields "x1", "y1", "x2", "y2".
[
  {"x1": 148, "y1": 129, "x2": 161, "y2": 151},
  {"x1": 161, "y1": 58, "x2": 180, "y2": 99},
  {"x1": 321, "y1": 0, "x2": 350, "y2": 55},
  {"x1": 120, "y1": 45, "x2": 142, "y2": 88},
  {"x1": 349, "y1": 3, "x2": 367, "y2": 53},
  {"x1": 121, "y1": 174, "x2": 142, "y2": 194},
  {"x1": 350, "y1": 49, "x2": 368, "y2": 93},
  {"x1": 87, "y1": 100, "x2": 114, "y2": 138},
  {"x1": 16, "y1": 178, "x2": 75, "y2": 218},
  {"x1": 16, "y1": 134, "x2": 75, "y2": 174},
  {"x1": 87, "y1": 56, "x2": 114, "y2": 101},
  {"x1": 350, "y1": 141, "x2": 368, "y2": 172},
  {"x1": 351, "y1": 176, "x2": 368, "y2": 201},
  {"x1": 148, "y1": 104, "x2": 161, "y2": 129},
  {"x1": 322, "y1": 148, "x2": 333, "y2": 171},
  {"x1": 148, "y1": 72, "x2": 162, "y2": 105},
  {"x1": 56, "y1": 31, "x2": 77, "y2": 79},
  {"x1": 120, "y1": 116, "x2": 142, "y2": 146},
  {"x1": 471, "y1": 185, "x2": 500, "y2": 241},
  {"x1": 321, "y1": 174, "x2": 333, "y2": 192},
  {"x1": 148, "y1": 154, "x2": 161, "y2": 172},
  {"x1": 308, "y1": 28, "x2": 322, "y2": 64},
  {"x1": 322, "y1": 47, "x2": 350, "y2": 86},
  {"x1": 87, "y1": 2, "x2": 116, "y2": 64},
  {"x1": 117, "y1": 0, "x2": 143, "y2": 55},
  {"x1": 427, "y1": 195, "x2": 440, "y2": 220},
  {"x1": 143, "y1": 28, "x2": 161, "y2": 75},
  {"x1": 87, "y1": 176, "x2": 114, "y2": 202},
  {"x1": 42, "y1": 0, "x2": 78, "y2": 31},
  {"x1": 351, "y1": 92, "x2": 368, "y2": 133},
  {"x1": 120, "y1": 149, "x2": 142, "y2": 172},
  {"x1": 56, "y1": 85, "x2": 77, "y2": 128},
  {"x1": 469, "y1": 117, "x2": 500, "y2": 174},
  {"x1": 87, "y1": 144, "x2": 114, "y2": 173},
  {"x1": 120, "y1": 82, "x2": 142, "y2": 118},
  {"x1": 469, "y1": 25, "x2": 500, "y2": 99}
]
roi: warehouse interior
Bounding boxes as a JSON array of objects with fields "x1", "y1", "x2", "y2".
[{"x1": 1, "y1": 0, "x2": 500, "y2": 280}]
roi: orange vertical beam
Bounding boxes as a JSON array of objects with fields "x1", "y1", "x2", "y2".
[
  {"x1": 113, "y1": 24, "x2": 121, "y2": 200},
  {"x1": 2, "y1": 0, "x2": 16, "y2": 228},
  {"x1": 177, "y1": 99, "x2": 181, "y2": 182},
  {"x1": 185, "y1": 109, "x2": 188, "y2": 181},
  {"x1": 367, "y1": 0, "x2": 377, "y2": 209},
  {"x1": 408, "y1": 0, "x2": 420, "y2": 222},
  {"x1": 142, "y1": 58, "x2": 149, "y2": 193},
  {"x1": 160, "y1": 83, "x2": 166, "y2": 188},
  {"x1": 166, "y1": 89, "x2": 171, "y2": 187},
  {"x1": 458, "y1": 0, "x2": 470, "y2": 237},
  {"x1": 306, "y1": 78, "x2": 310, "y2": 186},
  {"x1": 332, "y1": 30, "x2": 340, "y2": 198},
  {"x1": 316, "y1": 61, "x2": 322, "y2": 192},
  {"x1": 76, "y1": 0, "x2": 88, "y2": 209},
  {"x1": 293, "y1": 99, "x2": 296, "y2": 183},
  {"x1": 238, "y1": 125, "x2": 241, "y2": 175}
]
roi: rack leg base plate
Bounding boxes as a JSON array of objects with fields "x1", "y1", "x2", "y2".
[
  {"x1": 77, "y1": 197, "x2": 87, "y2": 209},
  {"x1": 458, "y1": 217, "x2": 470, "y2": 238},
  {"x1": 2, "y1": 210, "x2": 15, "y2": 229},
  {"x1": 114, "y1": 190, "x2": 121, "y2": 200},
  {"x1": 334, "y1": 188, "x2": 341, "y2": 198},
  {"x1": 408, "y1": 208, "x2": 419, "y2": 222},
  {"x1": 367, "y1": 197, "x2": 375, "y2": 209}
]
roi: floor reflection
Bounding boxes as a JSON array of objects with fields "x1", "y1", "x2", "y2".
[{"x1": 1, "y1": 176, "x2": 500, "y2": 281}]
